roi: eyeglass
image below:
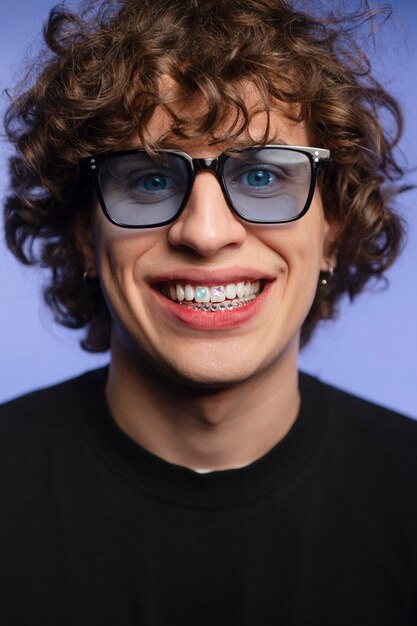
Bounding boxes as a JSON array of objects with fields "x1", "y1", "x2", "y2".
[{"x1": 79, "y1": 145, "x2": 330, "y2": 228}]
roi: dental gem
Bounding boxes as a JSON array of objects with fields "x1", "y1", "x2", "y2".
[
  {"x1": 184, "y1": 284, "x2": 195, "y2": 301},
  {"x1": 244, "y1": 281, "x2": 251, "y2": 297},
  {"x1": 236, "y1": 282, "x2": 245, "y2": 298},
  {"x1": 176, "y1": 284, "x2": 185, "y2": 301},
  {"x1": 195, "y1": 286, "x2": 210, "y2": 303},
  {"x1": 210, "y1": 285, "x2": 225, "y2": 303},
  {"x1": 225, "y1": 283, "x2": 236, "y2": 299}
]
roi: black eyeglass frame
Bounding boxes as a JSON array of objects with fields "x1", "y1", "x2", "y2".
[{"x1": 79, "y1": 145, "x2": 330, "y2": 228}]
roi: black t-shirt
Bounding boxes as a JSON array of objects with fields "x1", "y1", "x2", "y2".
[{"x1": 0, "y1": 368, "x2": 416, "y2": 625}]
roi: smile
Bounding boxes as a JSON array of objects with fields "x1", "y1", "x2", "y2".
[{"x1": 159, "y1": 280, "x2": 262, "y2": 312}]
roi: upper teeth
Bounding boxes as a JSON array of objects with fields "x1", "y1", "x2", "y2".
[{"x1": 164, "y1": 280, "x2": 261, "y2": 303}]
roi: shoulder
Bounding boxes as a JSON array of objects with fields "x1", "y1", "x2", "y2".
[
  {"x1": 300, "y1": 371, "x2": 417, "y2": 479},
  {"x1": 0, "y1": 367, "x2": 107, "y2": 422},
  {"x1": 320, "y1": 374, "x2": 417, "y2": 437},
  {"x1": 300, "y1": 370, "x2": 417, "y2": 432},
  {"x1": 0, "y1": 367, "x2": 108, "y2": 459}
]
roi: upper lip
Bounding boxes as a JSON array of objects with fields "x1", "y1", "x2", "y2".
[{"x1": 149, "y1": 268, "x2": 274, "y2": 285}]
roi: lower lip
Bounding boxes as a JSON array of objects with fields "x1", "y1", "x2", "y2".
[{"x1": 150, "y1": 284, "x2": 272, "y2": 330}]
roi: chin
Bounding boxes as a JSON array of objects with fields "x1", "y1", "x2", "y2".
[{"x1": 162, "y1": 357, "x2": 258, "y2": 389}]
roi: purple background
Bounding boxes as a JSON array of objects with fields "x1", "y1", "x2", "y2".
[{"x1": 0, "y1": 0, "x2": 416, "y2": 417}]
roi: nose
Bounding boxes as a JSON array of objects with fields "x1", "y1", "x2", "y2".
[{"x1": 167, "y1": 172, "x2": 247, "y2": 256}]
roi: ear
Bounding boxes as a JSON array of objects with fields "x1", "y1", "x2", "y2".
[
  {"x1": 320, "y1": 216, "x2": 341, "y2": 272},
  {"x1": 73, "y1": 212, "x2": 97, "y2": 277}
]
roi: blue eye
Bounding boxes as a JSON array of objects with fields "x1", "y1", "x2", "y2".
[
  {"x1": 245, "y1": 169, "x2": 273, "y2": 187},
  {"x1": 128, "y1": 170, "x2": 178, "y2": 199},
  {"x1": 142, "y1": 174, "x2": 168, "y2": 191},
  {"x1": 124, "y1": 167, "x2": 183, "y2": 206}
]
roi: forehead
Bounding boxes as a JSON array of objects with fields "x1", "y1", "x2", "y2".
[{"x1": 133, "y1": 81, "x2": 309, "y2": 153}]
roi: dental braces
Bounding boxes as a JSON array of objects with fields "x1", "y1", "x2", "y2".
[{"x1": 179, "y1": 294, "x2": 257, "y2": 312}]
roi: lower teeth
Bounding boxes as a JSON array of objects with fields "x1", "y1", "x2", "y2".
[{"x1": 179, "y1": 294, "x2": 256, "y2": 312}]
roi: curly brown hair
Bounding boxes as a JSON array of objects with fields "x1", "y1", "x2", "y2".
[{"x1": 3, "y1": 0, "x2": 405, "y2": 350}]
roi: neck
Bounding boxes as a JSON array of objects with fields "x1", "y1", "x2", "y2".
[{"x1": 105, "y1": 337, "x2": 300, "y2": 472}]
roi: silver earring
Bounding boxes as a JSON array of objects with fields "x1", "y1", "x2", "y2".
[
  {"x1": 82, "y1": 269, "x2": 100, "y2": 288},
  {"x1": 320, "y1": 262, "x2": 334, "y2": 286}
]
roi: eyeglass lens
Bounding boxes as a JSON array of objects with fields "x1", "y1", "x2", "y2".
[{"x1": 97, "y1": 148, "x2": 313, "y2": 227}]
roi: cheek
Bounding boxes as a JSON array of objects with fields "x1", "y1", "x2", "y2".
[
  {"x1": 92, "y1": 213, "x2": 160, "y2": 292},
  {"x1": 93, "y1": 207, "x2": 145, "y2": 260},
  {"x1": 258, "y1": 216, "x2": 326, "y2": 279}
]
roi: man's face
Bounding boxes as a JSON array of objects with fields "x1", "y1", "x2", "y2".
[{"x1": 86, "y1": 98, "x2": 336, "y2": 387}]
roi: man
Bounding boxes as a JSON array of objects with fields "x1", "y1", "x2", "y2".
[{"x1": 1, "y1": 0, "x2": 416, "y2": 624}]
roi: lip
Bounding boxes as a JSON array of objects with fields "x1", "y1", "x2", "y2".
[
  {"x1": 149, "y1": 267, "x2": 274, "y2": 285},
  {"x1": 149, "y1": 271, "x2": 274, "y2": 331}
]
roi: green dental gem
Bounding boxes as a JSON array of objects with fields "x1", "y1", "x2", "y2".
[{"x1": 195, "y1": 286, "x2": 208, "y2": 299}]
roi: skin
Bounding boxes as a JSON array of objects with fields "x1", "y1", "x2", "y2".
[{"x1": 78, "y1": 96, "x2": 338, "y2": 472}]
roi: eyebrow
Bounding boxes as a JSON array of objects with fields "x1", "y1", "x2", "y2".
[
  {"x1": 232, "y1": 136, "x2": 290, "y2": 148},
  {"x1": 150, "y1": 136, "x2": 291, "y2": 151}
]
